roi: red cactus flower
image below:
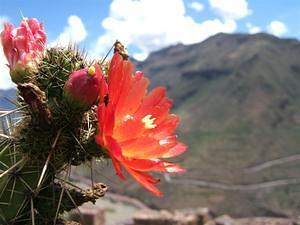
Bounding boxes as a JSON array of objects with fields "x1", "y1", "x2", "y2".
[
  {"x1": 64, "y1": 64, "x2": 108, "y2": 111},
  {"x1": 96, "y1": 53, "x2": 187, "y2": 196},
  {"x1": 1, "y1": 18, "x2": 46, "y2": 83}
]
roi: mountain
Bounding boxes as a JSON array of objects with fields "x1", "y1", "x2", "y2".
[{"x1": 123, "y1": 33, "x2": 300, "y2": 217}]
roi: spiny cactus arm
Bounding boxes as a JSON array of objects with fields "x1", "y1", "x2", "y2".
[
  {"x1": 31, "y1": 180, "x2": 107, "y2": 225},
  {"x1": 0, "y1": 141, "x2": 36, "y2": 224},
  {"x1": 0, "y1": 156, "x2": 27, "y2": 179},
  {"x1": 59, "y1": 182, "x2": 108, "y2": 212}
]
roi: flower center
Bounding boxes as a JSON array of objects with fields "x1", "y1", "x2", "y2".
[
  {"x1": 88, "y1": 66, "x2": 96, "y2": 75},
  {"x1": 142, "y1": 114, "x2": 157, "y2": 129}
]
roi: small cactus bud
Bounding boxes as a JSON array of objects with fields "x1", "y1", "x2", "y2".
[{"x1": 63, "y1": 64, "x2": 107, "y2": 111}]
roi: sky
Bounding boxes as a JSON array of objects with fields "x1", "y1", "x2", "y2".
[{"x1": 0, "y1": 0, "x2": 300, "y2": 89}]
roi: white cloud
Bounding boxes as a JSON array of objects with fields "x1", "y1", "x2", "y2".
[
  {"x1": 188, "y1": 2, "x2": 204, "y2": 12},
  {"x1": 267, "y1": 20, "x2": 287, "y2": 37},
  {"x1": 0, "y1": 43, "x2": 14, "y2": 90},
  {"x1": 246, "y1": 23, "x2": 261, "y2": 34},
  {"x1": 209, "y1": 0, "x2": 251, "y2": 20},
  {"x1": 92, "y1": 0, "x2": 237, "y2": 60},
  {"x1": 0, "y1": 16, "x2": 15, "y2": 90},
  {"x1": 133, "y1": 52, "x2": 148, "y2": 61},
  {"x1": 51, "y1": 15, "x2": 87, "y2": 46}
]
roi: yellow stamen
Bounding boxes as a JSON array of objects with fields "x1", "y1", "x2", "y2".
[
  {"x1": 142, "y1": 114, "x2": 157, "y2": 129},
  {"x1": 88, "y1": 66, "x2": 96, "y2": 75}
]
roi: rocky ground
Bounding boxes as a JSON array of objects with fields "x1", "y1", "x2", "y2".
[
  {"x1": 66, "y1": 206, "x2": 299, "y2": 225},
  {"x1": 132, "y1": 208, "x2": 298, "y2": 225}
]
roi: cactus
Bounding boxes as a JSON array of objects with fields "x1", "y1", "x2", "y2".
[{"x1": 0, "y1": 45, "x2": 108, "y2": 225}]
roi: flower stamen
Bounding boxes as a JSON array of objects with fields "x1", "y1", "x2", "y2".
[
  {"x1": 88, "y1": 66, "x2": 96, "y2": 75},
  {"x1": 142, "y1": 114, "x2": 157, "y2": 129}
]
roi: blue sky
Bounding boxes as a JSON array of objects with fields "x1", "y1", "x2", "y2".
[{"x1": 0, "y1": 0, "x2": 300, "y2": 89}]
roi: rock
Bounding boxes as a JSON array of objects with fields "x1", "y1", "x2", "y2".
[
  {"x1": 181, "y1": 208, "x2": 215, "y2": 224},
  {"x1": 205, "y1": 215, "x2": 236, "y2": 225},
  {"x1": 235, "y1": 217, "x2": 295, "y2": 225},
  {"x1": 68, "y1": 205, "x2": 105, "y2": 225},
  {"x1": 133, "y1": 210, "x2": 198, "y2": 225},
  {"x1": 68, "y1": 204, "x2": 295, "y2": 225},
  {"x1": 133, "y1": 209, "x2": 175, "y2": 225},
  {"x1": 63, "y1": 221, "x2": 82, "y2": 225},
  {"x1": 133, "y1": 208, "x2": 214, "y2": 225},
  {"x1": 205, "y1": 216, "x2": 295, "y2": 225}
]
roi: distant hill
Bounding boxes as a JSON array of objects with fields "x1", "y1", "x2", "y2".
[{"x1": 130, "y1": 33, "x2": 300, "y2": 217}]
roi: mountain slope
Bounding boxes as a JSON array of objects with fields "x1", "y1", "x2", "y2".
[{"x1": 130, "y1": 33, "x2": 300, "y2": 217}]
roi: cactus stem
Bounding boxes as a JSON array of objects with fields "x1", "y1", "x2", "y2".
[
  {"x1": 0, "y1": 157, "x2": 26, "y2": 179},
  {"x1": 9, "y1": 177, "x2": 17, "y2": 201},
  {"x1": 54, "y1": 163, "x2": 71, "y2": 225},
  {"x1": 0, "y1": 145, "x2": 10, "y2": 156},
  {"x1": 0, "y1": 177, "x2": 10, "y2": 198},
  {"x1": 55, "y1": 177, "x2": 85, "y2": 192},
  {"x1": 19, "y1": 176, "x2": 34, "y2": 192},
  {"x1": 0, "y1": 213, "x2": 6, "y2": 222},
  {"x1": 14, "y1": 197, "x2": 29, "y2": 221},
  {"x1": 65, "y1": 188, "x2": 85, "y2": 222}
]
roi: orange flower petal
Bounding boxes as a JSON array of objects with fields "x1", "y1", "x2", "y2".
[
  {"x1": 114, "y1": 116, "x2": 145, "y2": 142},
  {"x1": 120, "y1": 136, "x2": 177, "y2": 159},
  {"x1": 146, "y1": 114, "x2": 179, "y2": 139},
  {"x1": 134, "y1": 87, "x2": 166, "y2": 119},
  {"x1": 108, "y1": 54, "x2": 133, "y2": 109},
  {"x1": 105, "y1": 136, "x2": 122, "y2": 160},
  {"x1": 105, "y1": 136, "x2": 125, "y2": 180},
  {"x1": 116, "y1": 72, "x2": 149, "y2": 120},
  {"x1": 162, "y1": 142, "x2": 187, "y2": 158},
  {"x1": 124, "y1": 166, "x2": 162, "y2": 196},
  {"x1": 123, "y1": 158, "x2": 185, "y2": 174}
]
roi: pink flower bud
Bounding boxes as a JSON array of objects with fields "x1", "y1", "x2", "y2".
[
  {"x1": 64, "y1": 64, "x2": 108, "y2": 110},
  {"x1": 1, "y1": 18, "x2": 47, "y2": 83}
]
